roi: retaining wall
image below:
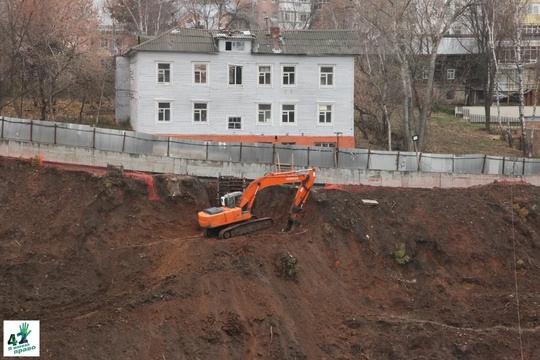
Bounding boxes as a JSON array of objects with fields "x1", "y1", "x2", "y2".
[{"x1": 2, "y1": 139, "x2": 540, "y2": 188}]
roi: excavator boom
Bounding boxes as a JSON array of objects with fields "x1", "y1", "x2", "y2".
[{"x1": 198, "y1": 168, "x2": 316, "y2": 239}]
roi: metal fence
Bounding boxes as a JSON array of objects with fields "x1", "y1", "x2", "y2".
[{"x1": 3, "y1": 116, "x2": 540, "y2": 175}]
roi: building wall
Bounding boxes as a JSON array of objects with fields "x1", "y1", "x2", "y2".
[{"x1": 128, "y1": 48, "x2": 356, "y2": 147}]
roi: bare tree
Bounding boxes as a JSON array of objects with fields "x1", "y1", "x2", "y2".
[
  {"x1": 351, "y1": 0, "x2": 471, "y2": 151},
  {"x1": 458, "y1": 0, "x2": 511, "y2": 132},
  {"x1": 0, "y1": 0, "x2": 105, "y2": 120},
  {"x1": 105, "y1": 0, "x2": 179, "y2": 36},
  {"x1": 178, "y1": 0, "x2": 253, "y2": 30}
]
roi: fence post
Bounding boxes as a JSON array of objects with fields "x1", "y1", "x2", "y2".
[
  {"x1": 307, "y1": 147, "x2": 310, "y2": 166},
  {"x1": 502, "y1": 157, "x2": 505, "y2": 175},
  {"x1": 482, "y1": 155, "x2": 486, "y2": 174},
  {"x1": 205, "y1": 142, "x2": 209, "y2": 160},
  {"x1": 523, "y1": 158, "x2": 526, "y2": 176},
  {"x1": 1, "y1": 116, "x2": 4, "y2": 139},
  {"x1": 122, "y1": 131, "x2": 126, "y2": 152},
  {"x1": 167, "y1": 137, "x2": 170, "y2": 157},
  {"x1": 367, "y1": 149, "x2": 371, "y2": 169},
  {"x1": 396, "y1": 151, "x2": 400, "y2": 171},
  {"x1": 30, "y1": 120, "x2": 33, "y2": 142},
  {"x1": 239, "y1": 142, "x2": 243, "y2": 162},
  {"x1": 54, "y1": 124, "x2": 57, "y2": 144},
  {"x1": 92, "y1": 128, "x2": 96, "y2": 149}
]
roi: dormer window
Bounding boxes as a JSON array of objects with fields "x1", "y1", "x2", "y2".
[{"x1": 225, "y1": 41, "x2": 244, "y2": 51}]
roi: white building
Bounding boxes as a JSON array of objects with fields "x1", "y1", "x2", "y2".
[{"x1": 115, "y1": 27, "x2": 361, "y2": 148}]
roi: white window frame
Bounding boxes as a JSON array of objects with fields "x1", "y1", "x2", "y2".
[
  {"x1": 257, "y1": 103, "x2": 272, "y2": 125},
  {"x1": 228, "y1": 64, "x2": 243, "y2": 86},
  {"x1": 192, "y1": 101, "x2": 209, "y2": 124},
  {"x1": 317, "y1": 102, "x2": 334, "y2": 125},
  {"x1": 282, "y1": 65, "x2": 296, "y2": 87},
  {"x1": 422, "y1": 66, "x2": 429, "y2": 80},
  {"x1": 320, "y1": 65, "x2": 335, "y2": 88},
  {"x1": 227, "y1": 116, "x2": 243, "y2": 130},
  {"x1": 156, "y1": 100, "x2": 173, "y2": 123},
  {"x1": 193, "y1": 62, "x2": 209, "y2": 86},
  {"x1": 225, "y1": 41, "x2": 245, "y2": 51},
  {"x1": 281, "y1": 103, "x2": 297, "y2": 125},
  {"x1": 258, "y1": 64, "x2": 272, "y2": 87},
  {"x1": 156, "y1": 62, "x2": 172, "y2": 85},
  {"x1": 447, "y1": 68, "x2": 456, "y2": 80}
]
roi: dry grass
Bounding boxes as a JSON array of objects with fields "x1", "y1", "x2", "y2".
[
  {"x1": 425, "y1": 111, "x2": 524, "y2": 157},
  {"x1": 356, "y1": 108, "x2": 526, "y2": 158}
]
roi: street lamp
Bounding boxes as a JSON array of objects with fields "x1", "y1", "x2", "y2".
[
  {"x1": 334, "y1": 132, "x2": 342, "y2": 167},
  {"x1": 412, "y1": 135, "x2": 420, "y2": 171}
]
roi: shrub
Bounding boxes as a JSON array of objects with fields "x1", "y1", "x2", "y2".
[{"x1": 395, "y1": 243, "x2": 411, "y2": 265}]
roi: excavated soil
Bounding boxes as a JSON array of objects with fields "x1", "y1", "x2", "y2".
[{"x1": 1, "y1": 156, "x2": 540, "y2": 359}]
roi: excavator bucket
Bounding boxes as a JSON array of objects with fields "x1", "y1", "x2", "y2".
[{"x1": 283, "y1": 215, "x2": 298, "y2": 232}]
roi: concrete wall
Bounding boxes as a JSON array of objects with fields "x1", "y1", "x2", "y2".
[{"x1": 3, "y1": 139, "x2": 540, "y2": 188}]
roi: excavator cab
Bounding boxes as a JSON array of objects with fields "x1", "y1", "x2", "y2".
[{"x1": 221, "y1": 191, "x2": 243, "y2": 208}]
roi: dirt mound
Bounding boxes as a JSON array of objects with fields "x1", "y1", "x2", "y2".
[{"x1": 1, "y1": 156, "x2": 540, "y2": 359}]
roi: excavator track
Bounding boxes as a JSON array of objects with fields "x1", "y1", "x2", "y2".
[{"x1": 218, "y1": 217, "x2": 275, "y2": 239}]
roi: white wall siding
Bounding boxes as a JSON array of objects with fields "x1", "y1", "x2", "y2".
[{"x1": 132, "y1": 51, "x2": 355, "y2": 138}]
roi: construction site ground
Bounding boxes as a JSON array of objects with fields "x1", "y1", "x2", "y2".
[{"x1": 1, "y1": 155, "x2": 540, "y2": 359}]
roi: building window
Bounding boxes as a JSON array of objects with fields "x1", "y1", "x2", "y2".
[
  {"x1": 447, "y1": 68, "x2": 456, "y2": 80},
  {"x1": 320, "y1": 66, "x2": 334, "y2": 87},
  {"x1": 314, "y1": 142, "x2": 336, "y2": 148},
  {"x1": 258, "y1": 65, "x2": 271, "y2": 86},
  {"x1": 422, "y1": 66, "x2": 429, "y2": 80},
  {"x1": 229, "y1": 65, "x2": 243, "y2": 85},
  {"x1": 193, "y1": 102, "x2": 208, "y2": 122},
  {"x1": 258, "y1": 104, "x2": 272, "y2": 123},
  {"x1": 282, "y1": 65, "x2": 296, "y2": 86},
  {"x1": 194, "y1": 63, "x2": 208, "y2": 84},
  {"x1": 228, "y1": 116, "x2": 242, "y2": 130},
  {"x1": 157, "y1": 63, "x2": 171, "y2": 84},
  {"x1": 225, "y1": 41, "x2": 244, "y2": 51},
  {"x1": 157, "y1": 101, "x2": 172, "y2": 122},
  {"x1": 318, "y1": 104, "x2": 333, "y2": 124},
  {"x1": 100, "y1": 38, "x2": 109, "y2": 48},
  {"x1": 282, "y1": 104, "x2": 296, "y2": 123}
]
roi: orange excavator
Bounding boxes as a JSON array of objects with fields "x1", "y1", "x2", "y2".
[{"x1": 198, "y1": 168, "x2": 316, "y2": 239}]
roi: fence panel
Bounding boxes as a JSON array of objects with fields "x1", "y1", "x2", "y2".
[
  {"x1": 524, "y1": 158, "x2": 540, "y2": 175},
  {"x1": 484, "y1": 156, "x2": 504, "y2": 174},
  {"x1": 94, "y1": 128, "x2": 124, "y2": 152},
  {"x1": 503, "y1": 157, "x2": 524, "y2": 175},
  {"x1": 54, "y1": 123, "x2": 94, "y2": 148},
  {"x1": 306, "y1": 147, "x2": 335, "y2": 168},
  {"x1": 338, "y1": 148, "x2": 370, "y2": 169},
  {"x1": 3, "y1": 118, "x2": 31, "y2": 140},
  {"x1": 31, "y1": 122, "x2": 56, "y2": 144},
  {"x1": 454, "y1": 154, "x2": 485, "y2": 174},
  {"x1": 207, "y1": 142, "x2": 240, "y2": 162},
  {"x1": 167, "y1": 138, "x2": 207, "y2": 159},
  {"x1": 420, "y1": 153, "x2": 453, "y2": 173},
  {"x1": 397, "y1": 151, "x2": 419, "y2": 171},
  {"x1": 240, "y1": 143, "x2": 275, "y2": 164},
  {"x1": 369, "y1": 150, "x2": 399, "y2": 171}
]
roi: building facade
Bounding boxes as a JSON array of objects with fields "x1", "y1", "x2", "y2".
[{"x1": 116, "y1": 27, "x2": 361, "y2": 148}]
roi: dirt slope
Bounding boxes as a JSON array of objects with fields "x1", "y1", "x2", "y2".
[{"x1": 1, "y1": 156, "x2": 540, "y2": 359}]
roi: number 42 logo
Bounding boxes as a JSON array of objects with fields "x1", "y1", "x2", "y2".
[{"x1": 7, "y1": 322, "x2": 32, "y2": 345}]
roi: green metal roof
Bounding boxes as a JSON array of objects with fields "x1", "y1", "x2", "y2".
[{"x1": 127, "y1": 28, "x2": 361, "y2": 56}]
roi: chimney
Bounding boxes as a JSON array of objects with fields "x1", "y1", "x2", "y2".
[
  {"x1": 270, "y1": 26, "x2": 280, "y2": 50},
  {"x1": 270, "y1": 26, "x2": 280, "y2": 40}
]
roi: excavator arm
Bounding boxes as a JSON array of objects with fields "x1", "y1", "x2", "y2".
[{"x1": 237, "y1": 168, "x2": 316, "y2": 212}]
